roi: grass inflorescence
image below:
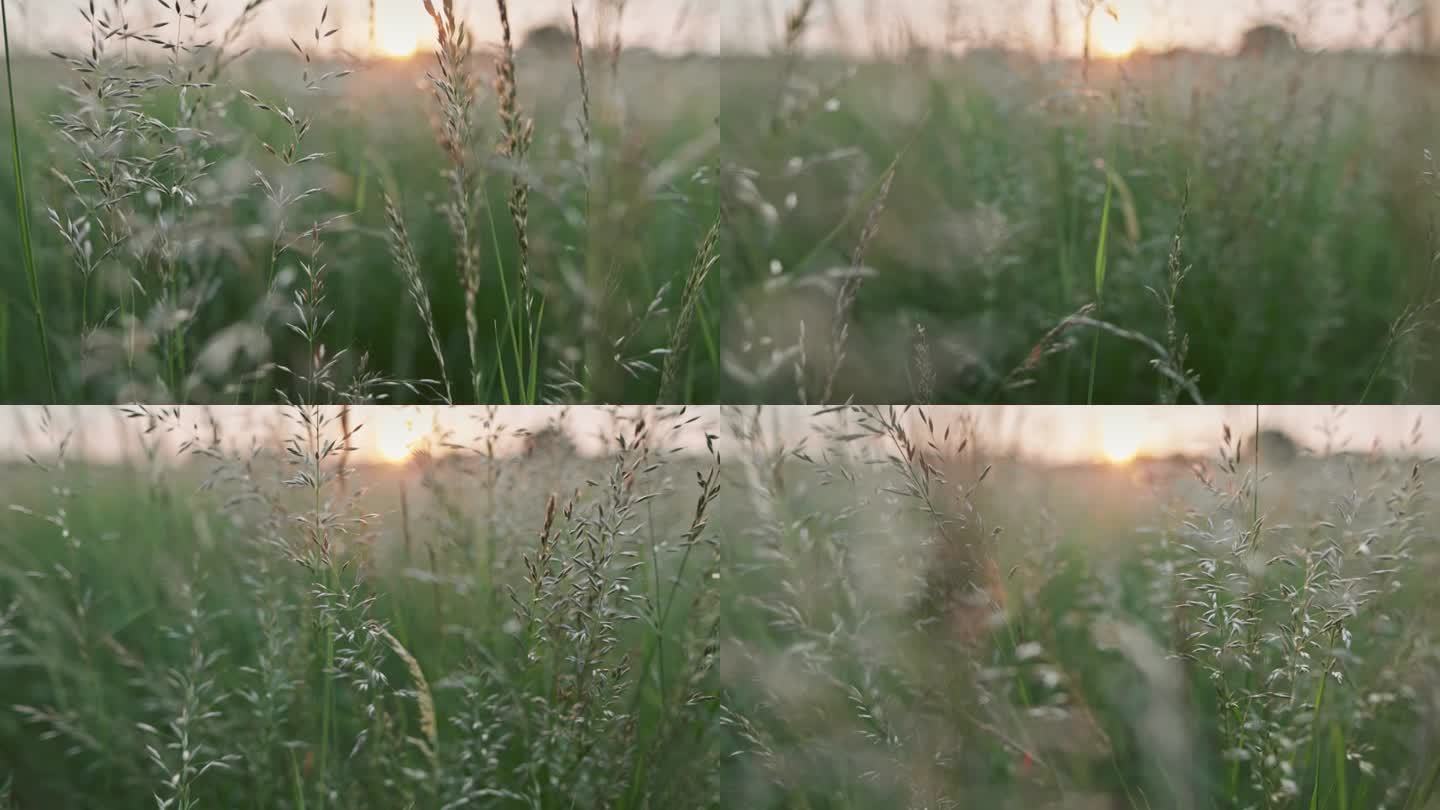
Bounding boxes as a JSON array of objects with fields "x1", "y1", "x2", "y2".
[
  {"x1": 719, "y1": 405, "x2": 1440, "y2": 809},
  {"x1": 0, "y1": 4, "x2": 1433, "y2": 402},
  {"x1": 0, "y1": 404, "x2": 721, "y2": 808}
]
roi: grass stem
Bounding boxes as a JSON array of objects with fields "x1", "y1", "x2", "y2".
[{"x1": 1, "y1": 0, "x2": 53, "y2": 402}]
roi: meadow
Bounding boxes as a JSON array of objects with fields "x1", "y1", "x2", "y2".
[
  {"x1": 1, "y1": 2, "x2": 1438, "y2": 404},
  {"x1": 4, "y1": 404, "x2": 1439, "y2": 809},
  {"x1": 0, "y1": 405, "x2": 722, "y2": 809},
  {"x1": 721, "y1": 406, "x2": 1440, "y2": 809}
]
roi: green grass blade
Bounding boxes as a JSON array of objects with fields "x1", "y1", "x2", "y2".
[
  {"x1": 1094, "y1": 170, "x2": 1114, "y2": 298},
  {"x1": 2, "y1": 0, "x2": 54, "y2": 402},
  {"x1": 1086, "y1": 169, "x2": 1114, "y2": 405}
]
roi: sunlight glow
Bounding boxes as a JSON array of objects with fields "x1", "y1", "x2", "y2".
[
  {"x1": 1097, "y1": 413, "x2": 1147, "y2": 465},
  {"x1": 1091, "y1": 6, "x2": 1142, "y2": 58},
  {"x1": 373, "y1": 10, "x2": 430, "y2": 59},
  {"x1": 374, "y1": 411, "x2": 426, "y2": 463},
  {"x1": 1101, "y1": 431, "x2": 1142, "y2": 464}
]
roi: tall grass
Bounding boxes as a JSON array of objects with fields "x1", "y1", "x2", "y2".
[
  {"x1": 0, "y1": 4, "x2": 1434, "y2": 402},
  {"x1": 1087, "y1": 166, "x2": 1114, "y2": 405},
  {"x1": 0, "y1": 405, "x2": 720, "y2": 808},
  {"x1": 0, "y1": 2, "x2": 1428, "y2": 400},
  {"x1": 4, "y1": 405, "x2": 1440, "y2": 807},
  {"x1": 0, "y1": 2, "x2": 718, "y2": 404},
  {"x1": 720, "y1": 13, "x2": 1440, "y2": 403},
  {"x1": 0, "y1": 0, "x2": 49, "y2": 402},
  {"x1": 720, "y1": 405, "x2": 1440, "y2": 809}
]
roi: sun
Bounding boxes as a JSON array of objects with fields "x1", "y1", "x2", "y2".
[
  {"x1": 1100, "y1": 430, "x2": 1143, "y2": 465},
  {"x1": 372, "y1": 10, "x2": 430, "y2": 59},
  {"x1": 1091, "y1": 7, "x2": 1141, "y2": 58},
  {"x1": 1097, "y1": 411, "x2": 1147, "y2": 465},
  {"x1": 374, "y1": 412, "x2": 426, "y2": 463}
]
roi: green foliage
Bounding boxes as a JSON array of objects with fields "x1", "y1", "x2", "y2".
[
  {"x1": 721, "y1": 406, "x2": 1440, "y2": 809},
  {"x1": 0, "y1": 407, "x2": 720, "y2": 808},
  {"x1": 721, "y1": 51, "x2": 1440, "y2": 403},
  {"x1": 1, "y1": 36, "x2": 1436, "y2": 402}
]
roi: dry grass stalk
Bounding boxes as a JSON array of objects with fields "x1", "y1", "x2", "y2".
[
  {"x1": 422, "y1": 0, "x2": 485, "y2": 399},
  {"x1": 383, "y1": 190, "x2": 453, "y2": 403},
  {"x1": 570, "y1": 1, "x2": 593, "y2": 156},
  {"x1": 371, "y1": 622, "x2": 439, "y2": 768},
  {"x1": 493, "y1": 0, "x2": 537, "y2": 338},
  {"x1": 911, "y1": 323, "x2": 935, "y2": 404},
  {"x1": 821, "y1": 156, "x2": 899, "y2": 403},
  {"x1": 658, "y1": 215, "x2": 721, "y2": 403}
]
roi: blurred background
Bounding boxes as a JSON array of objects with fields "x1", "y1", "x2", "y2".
[{"x1": 4, "y1": 404, "x2": 1436, "y2": 464}]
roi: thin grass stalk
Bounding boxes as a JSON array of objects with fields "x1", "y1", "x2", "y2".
[
  {"x1": 569, "y1": 3, "x2": 620, "y2": 405},
  {"x1": 821, "y1": 156, "x2": 897, "y2": 404},
  {"x1": 494, "y1": 0, "x2": 538, "y2": 402},
  {"x1": 2, "y1": 0, "x2": 53, "y2": 402},
  {"x1": 570, "y1": 4, "x2": 594, "y2": 402},
  {"x1": 771, "y1": 0, "x2": 817, "y2": 133},
  {"x1": 422, "y1": 0, "x2": 484, "y2": 400},
  {"x1": 383, "y1": 190, "x2": 453, "y2": 403},
  {"x1": 1087, "y1": 169, "x2": 1114, "y2": 405},
  {"x1": 658, "y1": 216, "x2": 720, "y2": 403},
  {"x1": 571, "y1": 1, "x2": 592, "y2": 165}
]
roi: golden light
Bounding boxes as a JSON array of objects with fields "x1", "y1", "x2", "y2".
[
  {"x1": 372, "y1": 9, "x2": 430, "y2": 59},
  {"x1": 1101, "y1": 430, "x2": 1143, "y2": 465},
  {"x1": 373, "y1": 411, "x2": 426, "y2": 463},
  {"x1": 1097, "y1": 411, "x2": 1147, "y2": 465},
  {"x1": 1091, "y1": 7, "x2": 1141, "y2": 58}
]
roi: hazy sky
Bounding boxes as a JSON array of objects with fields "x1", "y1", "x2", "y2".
[
  {"x1": 8, "y1": 0, "x2": 1425, "y2": 55},
  {"x1": 9, "y1": 0, "x2": 721, "y2": 54},
  {"x1": 2, "y1": 406, "x2": 1436, "y2": 466}
]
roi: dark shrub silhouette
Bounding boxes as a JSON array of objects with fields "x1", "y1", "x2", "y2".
[
  {"x1": 1248, "y1": 428, "x2": 1303, "y2": 464},
  {"x1": 1240, "y1": 23, "x2": 1299, "y2": 57},
  {"x1": 524, "y1": 23, "x2": 572, "y2": 54}
]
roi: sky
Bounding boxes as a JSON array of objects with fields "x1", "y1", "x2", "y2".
[
  {"x1": 8, "y1": 0, "x2": 722, "y2": 55},
  {"x1": 2, "y1": 406, "x2": 1435, "y2": 466},
  {"x1": 7, "y1": 0, "x2": 1426, "y2": 57}
]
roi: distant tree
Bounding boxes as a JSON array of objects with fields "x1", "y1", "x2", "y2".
[
  {"x1": 524, "y1": 22, "x2": 573, "y2": 55},
  {"x1": 522, "y1": 423, "x2": 577, "y2": 459},
  {"x1": 1248, "y1": 428, "x2": 1303, "y2": 464},
  {"x1": 1239, "y1": 23, "x2": 1299, "y2": 57}
]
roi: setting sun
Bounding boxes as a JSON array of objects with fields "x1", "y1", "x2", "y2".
[
  {"x1": 1096, "y1": 411, "x2": 1148, "y2": 464},
  {"x1": 1100, "y1": 430, "x2": 1143, "y2": 464},
  {"x1": 373, "y1": 411, "x2": 427, "y2": 463},
  {"x1": 373, "y1": 10, "x2": 430, "y2": 59},
  {"x1": 1091, "y1": 6, "x2": 1142, "y2": 58}
]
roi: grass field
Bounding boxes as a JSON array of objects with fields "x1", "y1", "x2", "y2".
[
  {"x1": 721, "y1": 406, "x2": 1440, "y2": 809},
  {"x1": 0, "y1": 405, "x2": 721, "y2": 809},
  {"x1": 722, "y1": 46, "x2": 1440, "y2": 403},
  {"x1": 2, "y1": 2, "x2": 1438, "y2": 404},
  {"x1": 0, "y1": 2, "x2": 721, "y2": 405},
  {"x1": 3, "y1": 404, "x2": 1438, "y2": 809}
]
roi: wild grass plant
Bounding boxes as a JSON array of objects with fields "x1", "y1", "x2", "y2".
[
  {"x1": 719, "y1": 4, "x2": 1440, "y2": 404},
  {"x1": 3, "y1": 403, "x2": 1440, "y2": 808},
  {"x1": 0, "y1": 405, "x2": 721, "y2": 808},
  {"x1": 721, "y1": 405, "x2": 1440, "y2": 809},
  {"x1": 0, "y1": 3, "x2": 1435, "y2": 403},
  {"x1": 0, "y1": 0, "x2": 719, "y2": 404}
]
